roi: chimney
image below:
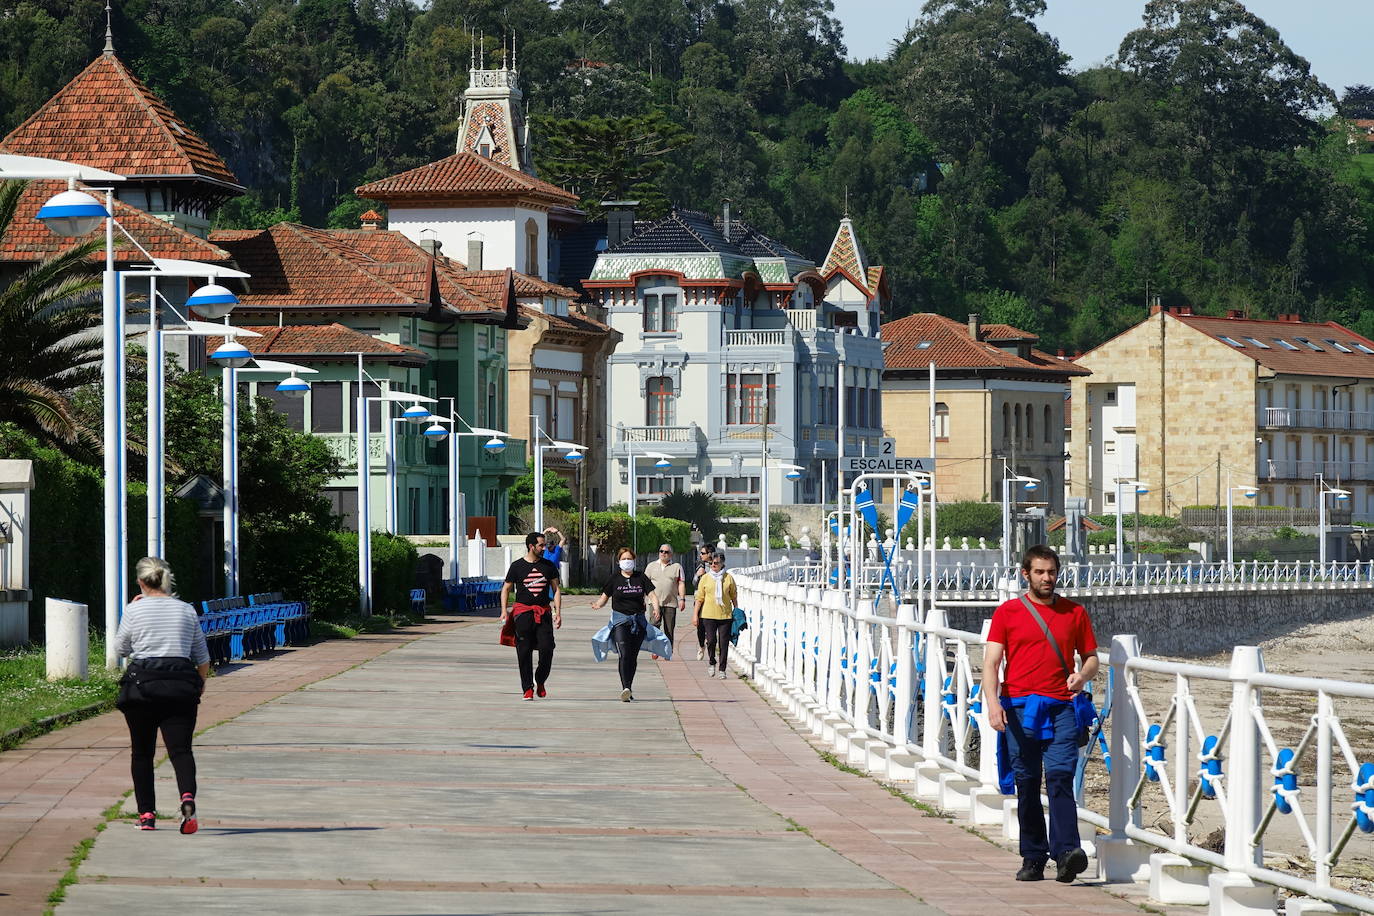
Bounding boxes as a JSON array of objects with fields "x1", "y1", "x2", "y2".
[
  {"x1": 418, "y1": 238, "x2": 442, "y2": 258},
  {"x1": 359, "y1": 209, "x2": 383, "y2": 230},
  {"x1": 603, "y1": 200, "x2": 638, "y2": 249},
  {"x1": 722, "y1": 199, "x2": 732, "y2": 242},
  {"x1": 967, "y1": 312, "x2": 982, "y2": 341},
  {"x1": 466, "y1": 235, "x2": 483, "y2": 270}
]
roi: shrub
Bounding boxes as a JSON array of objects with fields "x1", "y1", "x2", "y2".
[
  {"x1": 898, "y1": 500, "x2": 1002, "y2": 544},
  {"x1": 587, "y1": 511, "x2": 692, "y2": 554}
]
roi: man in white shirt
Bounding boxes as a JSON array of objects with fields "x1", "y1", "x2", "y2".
[{"x1": 644, "y1": 544, "x2": 686, "y2": 654}]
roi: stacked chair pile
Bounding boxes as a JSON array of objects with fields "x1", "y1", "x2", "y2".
[
  {"x1": 441, "y1": 576, "x2": 503, "y2": 613},
  {"x1": 198, "y1": 593, "x2": 311, "y2": 665}
]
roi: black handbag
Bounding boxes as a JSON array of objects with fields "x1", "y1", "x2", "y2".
[
  {"x1": 116, "y1": 657, "x2": 203, "y2": 709},
  {"x1": 1019, "y1": 595, "x2": 1095, "y2": 747}
]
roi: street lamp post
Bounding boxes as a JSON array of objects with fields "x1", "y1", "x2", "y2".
[
  {"x1": 529, "y1": 414, "x2": 586, "y2": 535},
  {"x1": 627, "y1": 448, "x2": 673, "y2": 553},
  {"x1": 6, "y1": 154, "x2": 127, "y2": 668},
  {"x1": 1114, "y1": 479, "x2": 1149, "y2": 566},
  {"x1": 385, "y1": 401, "x2": 437, "y2": 535},
  {"x1": 1000, "y1": 466, "x2": 1040, "y2": 568},
  {"x1": 1318, "y1": 476, "x2": 1351, "y2": 569},
  {"x1": 1225, "y1": 479, "x2": 1258, "y2": 568},
  {"x1": 760, "y1": 453, "x2": 804, "y2": 566},
  {"x1": 423, "y1": 400, "x2": 508, "y2": 580}
]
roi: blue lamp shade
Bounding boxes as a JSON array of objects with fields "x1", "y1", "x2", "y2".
[
  {"x1": 275, "y1": 375, "x2": 309, "y2": 399},
  {"x1": 187, "y1": 282, "x2": 239, "y2": 320},
  {"x1": 36, "y1": 189, "x2": 108, "y2": 237},
  {"x1": 1136, "y1": 486, "x2": 1150, "y2": 495},
  {"x1": 1022, "y1": 480, "x2": 1038, "y2": 491},
  {"x1": 785, "y1": 469, "x2": 802, "y2": 480},
  {"x1": 483, "y1": 436, "x2": 506, "y2": 453},
  {"x1": 565, "y1": 449, "x2": 584, "y2": 463},
  {"x1": 401, "y1": 405, "x2": 431, "y2": 422},
  {"x1": 654, "y1": 458, "x2": 672, "y2": 469},
  {"x1": 423, "y1": 423, "x2": 449, "y2": 442},
  {"x1": 1336, "y1": 492, "x2": 1351, "y2": 501},
  {"x1": 211, "y1": 339, "x2": 251, "y2": 368},
  {"x1": 1243, "y1": 489, "x2": 1258, "y2": 499}
]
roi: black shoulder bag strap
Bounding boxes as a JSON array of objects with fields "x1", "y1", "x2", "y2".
[{"x1": 1019, "y1": 593, "x2": 1073, "y2": 680}]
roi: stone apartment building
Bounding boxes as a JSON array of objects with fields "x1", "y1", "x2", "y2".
[
  {"x1": 880, "y1": 313, "x2": 1088, "y2": 513},
  {"x1": 1072, "y1": 305, "x2": 1374, "y2": 520}
]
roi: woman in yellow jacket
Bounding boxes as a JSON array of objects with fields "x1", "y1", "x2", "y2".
[{"x1": 691, "y1": 550, "x2": 737, "y2": 679}]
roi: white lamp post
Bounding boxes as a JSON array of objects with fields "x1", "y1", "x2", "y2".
[
  {"x1": 423, "y1": 399, "x2": 507, "y2": 580},
  {"x1": 627, "y1": 448, "x2": 673, "y2": 552},
  {"x1": 1114, "y1": 479, "x2": 1149, "y2": 565},
  {"x1": 1001, "y1": 468, "x2": 1040, "y2": 568},
  {"x1": 761, "y1": 459, "x2": 804, "y2": 566},
  {"x1": 530, "y1": 413, "x2": 586, "y2": 534},
  {"x1": 1318, "y1": 477, "x2": 1351, "y2": 569},
  {"x1": 379, "y1": 393, "x2": 436, "y2": 535},
  {"x1": 6, "y1": 154, "x2": 126, "y2": 668},
  {"x1": 1225, "y1": 479, "x2": 1258, "y2": 568}
]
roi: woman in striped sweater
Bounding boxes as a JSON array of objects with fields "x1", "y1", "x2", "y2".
[{"x1": 113, "y1": 557, "x2": 209, "y2": 834}]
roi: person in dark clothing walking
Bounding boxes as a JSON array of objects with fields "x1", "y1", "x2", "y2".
[
  {"x1": 591, "y1": 547, "x2": 662, "y2": 701},
  {"x1": 114, "y1": 557, "x2": 209, "y2": 834},
  {"x1": 692, "y1": 543, "x2": 713, "y2": 660},
  {"x1": 500, "y1": 532, "x2": 563, "y2": 700}
]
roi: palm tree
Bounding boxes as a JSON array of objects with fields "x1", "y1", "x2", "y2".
[{"x1": 0, "y1": 179, "x2": 105, "y2": 455}]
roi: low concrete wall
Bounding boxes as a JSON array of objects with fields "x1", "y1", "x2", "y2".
[{"x1": 944, "y1": 588, "x2": 1374, "y2": 657}]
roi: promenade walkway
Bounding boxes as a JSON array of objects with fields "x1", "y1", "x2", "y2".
[{"x1": 10, "y1": 600, "x2": 1170, "y2": 915}]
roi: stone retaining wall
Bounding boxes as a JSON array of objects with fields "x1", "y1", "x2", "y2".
[{"x1": 945, "y1": 588, "x2": 1374, "y2": 657}]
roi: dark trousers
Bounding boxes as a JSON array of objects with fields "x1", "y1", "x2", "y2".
[
  {"x1": 513, "y1": 609, "x2": 555, "y2": 691},
  {"x1": 1004, "y1": 701, "x2": 1080, "y2": 861},
  {"x1": 702, "y1": 617, "x2": 731, "y2": 669},
  {"x1": 611, "y1": 620, "x2": 646, "y2": 689},
  {"x1": 657, "y1": 605, "x2": 677, "y2": 646},
  {"x1": 697, "y1": 617, "x2": 706, "y2": 648},
  {"x1": 123, "y1": 700, "x2": 198, "y2": 815}
]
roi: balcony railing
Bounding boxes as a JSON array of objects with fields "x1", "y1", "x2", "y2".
[
  {"x1": 786, "y1": 309, "x2": 818, "y2": 331},
  {"x1": 1264, "y1": 458, "x2": 1374, "y2": 481},
  {"x1": 1260, "y1": 406, "x2": 1374, "y2": 431},
  {"x1": 618, "y1": 425, "x2": 697, "y2": 443},
  {"x1": 723, "y1": 328, "x2": 791, "y2": 347}
]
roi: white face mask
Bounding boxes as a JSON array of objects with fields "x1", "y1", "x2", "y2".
[{"x1": 619, "y1": 559, "x2": 636, "y2": 572}]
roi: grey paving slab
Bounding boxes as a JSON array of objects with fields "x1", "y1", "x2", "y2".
[
  {"x1": 80, "y1": 829, "x2": 892, "y2": 888},
  {"x1": 193, "y1": 722, "x2": 686, "y2": 752},
  {"x1": 60, "y1": 886, "x2": 937, "y2": 915}
]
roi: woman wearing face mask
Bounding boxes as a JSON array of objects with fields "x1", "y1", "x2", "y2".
[{"x1": 591, "y1": 547, "x2": 662, "y2": 701}]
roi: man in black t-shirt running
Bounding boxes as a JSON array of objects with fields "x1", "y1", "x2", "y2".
[{"x1": 500, "y1": 532, "x2": 564, "y2": 700}]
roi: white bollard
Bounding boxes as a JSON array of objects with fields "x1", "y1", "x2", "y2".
[
  {"x1": 45, "y1": 598, "x2": 88, "y2": 681},
  {"x1": 466, "y1": 537, "x2": 486, "y2": 577}
]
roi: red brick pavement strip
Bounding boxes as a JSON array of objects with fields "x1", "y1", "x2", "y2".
[
  {"x1": 0, "y1": 617, "x2": 473, "y2": 915},
  {"x1": 656, "y1": 653, "x2": 1149, "y2": 916}
]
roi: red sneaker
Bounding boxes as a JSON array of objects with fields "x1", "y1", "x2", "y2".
[
  {"x1": 179, "y1": 793, "x2": 198, "y2": 835},
  {"x1": 536, "y1": 684, "x2": 547, "y2": 698},
  {"x1": 522, "y1": 689, "x2": 534, "y2": 700},
  {"x1": 137, "y1": 812, "x2": 156, "y2": 830}
]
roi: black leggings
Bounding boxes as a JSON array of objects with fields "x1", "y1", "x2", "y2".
[
  {"x1": 611, "y1": 620, "x2": 646, "y2": 689},
  {"x1": 514, "y1": 610, "x2": 556, "y2": 691},
  {"x1": 123, "y1": 700, "x2": 198, "y2": 815},
  {"x1": 702, "y1": 618, "x2": 732, "y2": 669}
]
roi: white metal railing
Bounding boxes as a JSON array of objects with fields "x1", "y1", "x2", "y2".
[
  {"x1": 1266, "y1": 458, "x2": 1374, "y2": 481},
  {"x1": 617, "y1": 425, "x2": 696, "y2": 443},
  {"x1": 729, "y1": 569, "x2": 1374, "y2": 914},
  {"x1": 1261, "y1": 406, "x2": 1374, "y2": 432},
  {"x1": 723, "y1": 328, "x2": 790, "y2": 347}
]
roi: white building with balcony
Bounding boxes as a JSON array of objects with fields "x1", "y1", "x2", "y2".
[
  {"x1": 1072, "y1": 306, "x2": 1374, "y2": 521},
  {"x1": 584, "y1": 207, "x2": 887, "y2": 509}
]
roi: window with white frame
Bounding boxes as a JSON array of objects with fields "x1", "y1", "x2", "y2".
[
  {"x1": 556, "y1": 396, "x2": 576, "y2": 440},
  {"x1": 726, "y1": 372, "x2": 777, "y2": 425},
  {"x1": 640, "y1": 278, "x2": 679, "y2": 332},
  {"x1": 714, "y1": 476, "x2": 760, "y2": 495},
  {"x1": 637, "y1": 475, "x2": 685, "y2": 497},
  {"x1": 934, "y1": 402, "x2": 949, "y2": 439}
]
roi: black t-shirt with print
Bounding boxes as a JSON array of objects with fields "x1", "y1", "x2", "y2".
[
  {"x1": 505, "y1": 557, "x2": 560, "y2": 606},
  {"x1": 601, "y1": 571, "x2": 654, "y2": 615}
]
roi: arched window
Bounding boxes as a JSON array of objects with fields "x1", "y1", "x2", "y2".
[
  {"x1": 524, "y1": 218, "x2": 539, "y2": 276},
  {"x1": 1043, "y1": 405, "x2": 1053, "y2": 444},
  {"x1": 1002, "y1": 403, "x2": 1011, "y2": 444},
  {"x1": 1014, "y1": 404, "x2": 1022, "y2": 441},
  {"x1": 646, "y1": 376, "x2": 675, "y2": 426},
  {"x1": 640, "y1": 277, "x2": 680, "y2": 333},
  {"x1": 934, "y1": 402, "x2": 949, "y2": 440},
  {"x1": 1026, "y1": 404, "x2": 1034, "y2": 443}
]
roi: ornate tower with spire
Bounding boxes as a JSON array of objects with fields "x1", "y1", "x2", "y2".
[{"x1": 457, "y1": 35, "x2": 532, "y2": 174}]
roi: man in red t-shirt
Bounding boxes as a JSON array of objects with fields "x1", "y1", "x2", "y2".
[{"x1": 984, "y1": 544, "x2": 1098, "y2": 884}]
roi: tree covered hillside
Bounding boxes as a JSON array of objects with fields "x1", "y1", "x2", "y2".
[{"x1": 3, "y1": 0, "x2": 1372, "y2": 350}]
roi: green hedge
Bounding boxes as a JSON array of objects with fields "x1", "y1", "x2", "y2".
[
  {"x1": 1087, "y1": 513, "x2": 1178, "y2": 529},
  {"x1": 300, "y1": 531, "x2": 418, "y2": 619},
  {"x1": 587, "y1": 512, "x2": 692, "y2": 554}
]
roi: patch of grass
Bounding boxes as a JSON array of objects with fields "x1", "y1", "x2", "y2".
[
  {"x1": 309, "y1": 612, "x2": 426, "y2": 640},
  {"x1": 0, "y1": 636, "x2": 120, "y2": 749},
  {"x1": 44, "y1": 794, "x2": 128, "y2": 914}
]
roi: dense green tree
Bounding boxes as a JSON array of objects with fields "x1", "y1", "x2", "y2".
[{"x1": 1341, "y1": 85, "x2": 1374, "y2": 121}]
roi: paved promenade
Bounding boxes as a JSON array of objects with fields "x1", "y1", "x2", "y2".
[{"x1": 8, "y1": 600, "x2": 1162, "y2": 914}]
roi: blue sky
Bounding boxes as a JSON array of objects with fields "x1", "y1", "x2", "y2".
[{"x1": 830, "y1": 1, "x2": 1371, "y2": 95}]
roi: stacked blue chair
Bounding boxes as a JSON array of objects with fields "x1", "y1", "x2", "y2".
[{"x1": 410, "y1": 588, "x2": 426, "y2": 615}]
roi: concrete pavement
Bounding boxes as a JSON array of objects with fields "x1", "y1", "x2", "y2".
[{"x1": 38, "y1": 600, "x2": 1154, "y2": 915}]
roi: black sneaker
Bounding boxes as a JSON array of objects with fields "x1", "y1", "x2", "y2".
[
  {"x1": 1055, "y1": 847, "x2": 1089, "y2": 883},
  {"x1": 1015, "y1": 857, "x2": 1046, "y2": 881},
  {"x1": 179, "y1": 793, "x2": 198, "y2": 835}
]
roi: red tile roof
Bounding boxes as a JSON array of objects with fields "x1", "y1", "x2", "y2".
[
  {"x1": 1173, "y1": 314, "x2": 1374, "y2": 378},
  {"x1": 1, "y1": 53, "x2": 240, "y2": 188},
  {"x1": 356, "y1": 152, "x2": 578, "y2": 207},
  {"x1": 204, "y1": 323, "x2": 427, "y2": 365},
  {"x1": 0, "y1": 179, "x2": 231, "y2": 264},
  {"x1": 882, "y1": 312, "x2": 1089, "y2": 377}
]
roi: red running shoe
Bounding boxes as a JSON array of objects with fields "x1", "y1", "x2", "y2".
[
  {"x1": 179, "y1": 793, "x2": 198, "y2": 835},
  {"x1": 536, "y1": 684, "x2": 547, "y2": 698},
  {"x1": 137, "y1": 812, "x2": 156, "y2": 830},
  {"x1": 522, "y1": 688, "x2": 534, "y2": 700}
]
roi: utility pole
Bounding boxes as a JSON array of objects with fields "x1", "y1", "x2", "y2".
[{"x1": 1214, "y1": 452, "x2": 1222, "y2": 560}]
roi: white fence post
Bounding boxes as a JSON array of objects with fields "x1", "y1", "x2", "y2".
[{"x1": 1099, "y1": 634, "x2": 1151, "y2": 881}]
